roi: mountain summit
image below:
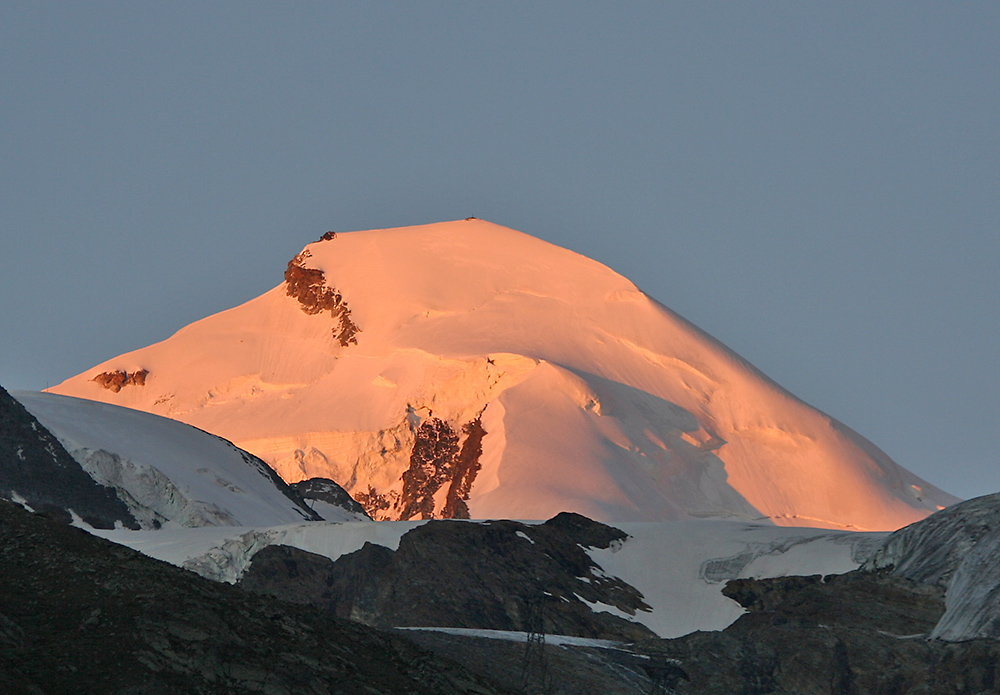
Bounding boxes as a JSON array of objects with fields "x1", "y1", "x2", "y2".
[{"x1": 49, "y1": 219, "x2": 956, "y2": 529}]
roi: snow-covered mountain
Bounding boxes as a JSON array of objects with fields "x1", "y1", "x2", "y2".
[
  {"x1": 49, "y1": 219, "x2": 957, "y2": 530},
  {"x1": 13, "y1": 391, "x2": 367, "y2": 527}
]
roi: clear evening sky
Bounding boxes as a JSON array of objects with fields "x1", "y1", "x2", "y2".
[{"x1": 1, "y1": 3, "x2": 997, "y2": 500}]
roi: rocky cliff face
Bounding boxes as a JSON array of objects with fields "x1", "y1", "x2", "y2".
[
  {"x1": 0, "y1": 385, "x2": 137, "y2": 529},
  {"x1": 284, "y1": 249, "x2": 360, "y2": 347},
  {"x1": 397, "y1": 417, "x2": 485, "y2": 520},
  {"x1": 347, "y1": 413, "x2": 488, "y2": 521},
  {"x1": 239, "y1": 512, "x2": 655, "y2": 642}
]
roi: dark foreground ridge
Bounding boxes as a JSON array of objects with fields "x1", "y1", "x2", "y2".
[
  {"x1": 0, "y1": 499, "x2": 509, "y2": 695},
  {"x1": 400, "y1": 568, "x2": 1000, "y2": 694}
]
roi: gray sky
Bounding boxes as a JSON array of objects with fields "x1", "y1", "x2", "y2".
[{"x1": 2, "y1": 3, "x2": 997, "y2": 500}]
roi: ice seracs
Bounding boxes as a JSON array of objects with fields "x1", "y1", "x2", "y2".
[{"x1": 49, "y1": 219, "x2": 957, "y2": 529}]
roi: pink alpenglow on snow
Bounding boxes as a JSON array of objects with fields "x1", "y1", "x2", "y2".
[{"x1": 49, "y1": 219, "x2": 958, "y2": 529}]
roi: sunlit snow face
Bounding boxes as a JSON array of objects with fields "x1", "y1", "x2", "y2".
[{"x1": 45, "y1": 220, "x2": 957, "y2": 530}]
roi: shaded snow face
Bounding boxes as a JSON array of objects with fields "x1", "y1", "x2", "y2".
[
  {"x1": 863, "y1": 493, "x2": 1000, "y2": 641},
  {"x1": 14, "y1": 391, "x2": 321, "y2": 528},
  {"x1": 47, "y1": 219, "x2": 958, "y2": 529}
]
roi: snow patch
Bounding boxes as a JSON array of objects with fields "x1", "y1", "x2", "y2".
[{"x1": 588, "y1": 520, "x2": 884, "y2": 638}]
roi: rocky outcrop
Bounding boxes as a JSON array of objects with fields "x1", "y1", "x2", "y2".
[
  {"x1": 354, "y1": 484, "x2": 394, "y2": 519},
  {"x1": 722, "y1": 571, "x2": 945, "y2": 636},
  {"x1": 398, "y1": 416, "x2": 486, "y2": 521},
  {"x1": 442, "y1": 418, "x2": 486, "y2": 519},
  {"x1": 0, "y1": 386, "x2": 137, "y2": 529},
  {"x1": 284, "y1": 249, "x2": 360, "y2": 346},
  {"x1": 289, "y1": 477, "x2": 371, "y2": 519},
  {"x1": 398, "y1": 417, "x2": 459, "y2": 520},
  {"x1": 637, "y1": 569, "x2": 1000, "y2": 694},
  {"x1": 239, "y1": 512, "x2": 655, "y2": 642},
  {"x1": 91, "y1": 368, "x2": 148, "y2": 392},
  {"x1": 0, "y1": 499, "x2": 507, "y2": 695}
]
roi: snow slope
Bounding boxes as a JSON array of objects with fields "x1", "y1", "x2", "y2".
[
  {"x1": 13, "y1": 391, "x2": 342, "y2": 528},
  {"x1": 864, "y1": 493, "x2": 1000, "y2": 641},
  {"x1": 94, "y1": 517, "x2": 881, "y2": 638},
  {"x1": 49, "y1": 219, "x2": 957, "y2": 530}
]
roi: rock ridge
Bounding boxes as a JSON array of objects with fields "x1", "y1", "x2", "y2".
[
  {"x1": 239, "y1": 512, "x2": 655, "y2": 642},
  {"x1": 284, "y1": 249, "x2": 360, "y2": 346},
  {"x1": 91, "y1": 369, "x2": 148, "y2": 392}
]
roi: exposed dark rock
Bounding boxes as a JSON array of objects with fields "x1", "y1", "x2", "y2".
[
  {"x1": 398, "y1": 416, "x2": 486, "y2": 521},
  {"x1": 442, "y1": 418, "x2": 486, "y2": 519},
  {"x1": 638, "y1": 568, "x2": 1000, "y2": 694},
  {"x1": 319, "y1": 231, "x2": 337, "y2": 241},
  {"x1": 284, "y1": 250, "x2": 360, "y2": 347},
  {"x1": 354, "y1": 484, "x2": 393, "y2": 519},
  {"x1": 399, "y1": 417, "x2": 460, "y2": 520},
  {"x1": 722, "y1": 571, "x2": 945, "y2": 637},
  {"x1": 91, "y1": 369, "x2": 148, "y2": 393},
  {"x1": 0, "y1": 386, "x2": 137, "y2": 530},
  {"x1": 240, "y1": 512, "x2": 655, "y2": 642},
  {"x1": 0, "y1": 499, "x2": 510, "y2": 694},
  {"x1": 240, "y1": 544, "x2": 394, "y2": 625},
  {"x1": 289, "y1": 477, "x2": 371, "y2": 519}
]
